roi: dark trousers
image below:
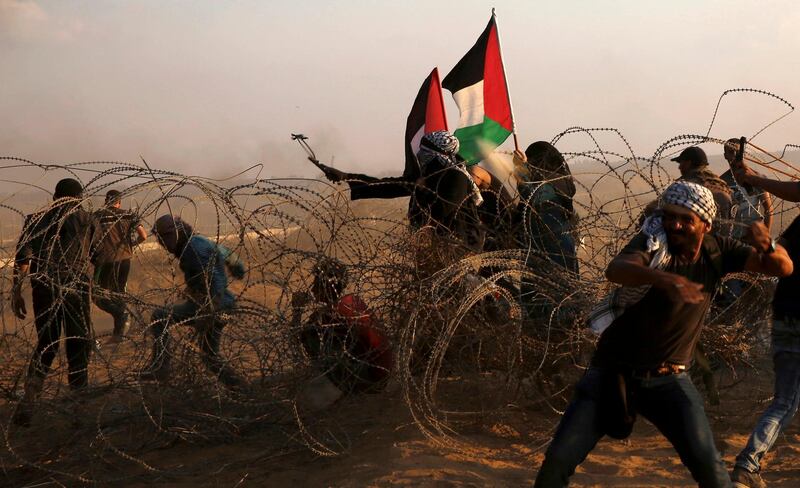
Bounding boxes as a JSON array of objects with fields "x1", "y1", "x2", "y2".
[
  {"x1": 535, "y1": 367, "x2": 730, "y2": 488},
  {"x1": 93, "y1": 259, "x2": 131, "y2": 334},
  {"x1": 149, "y1": 300, "x2": 238, "y2": 385},
  {"x1": 29, "y1": 283, "x2": 92, "y2": 389}
]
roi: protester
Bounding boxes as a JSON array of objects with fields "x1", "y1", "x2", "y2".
[
  {"x1": 673, "y1": 146, "x2": 739, "y2": 404},
  {"x1": 11, "y1": 178, "x2": 98, "y2": 426},
  {"x1": 139, "y1": 215, "x2": 246, "y2": 388},
  {"x1": 728, "y1": 163, "x2": 800, "y2": 488},
  {"x1": 715, "y1": 138, "x2": 774, "y2": 349},
  {"x1": 319, "y1": 131, "x2": 484, "y2": 243},
  {"x1": 720, "y1": 139, "x2": 773, "y2": 238},
  {"x1": 515, "y1": 141, "x2": 579, "y2": 273},
  {"x1": 512, "y1": 142, "x2": 579, "y2": 323},
  {"x1": 534, "y1": 180, "x2": 792, "y2": 487},
  {"x1": 92, "y1": 189, "x2": 147, "y2": 342},
  {"x1": 673, "y1": 146, "x2": 733, "y2": 234},
  {"x1": 291, "y1": 258, "x2": 392, "y2": 394}
]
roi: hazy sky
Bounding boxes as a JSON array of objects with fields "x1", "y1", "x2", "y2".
[{"x1": 2, "y1": 0, "x2": 800, "y2": 178}]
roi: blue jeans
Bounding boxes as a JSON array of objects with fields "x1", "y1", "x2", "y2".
[
  {"x1": 735, "y1": 350, "x2": 800, "y2": 472},
  {"x1": 535, "y1": 367, "x2": 730, "y2": 488}
]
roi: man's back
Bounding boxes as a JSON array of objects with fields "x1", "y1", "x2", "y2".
[
  {"x1": 94, "y1": 206, "x2": 138, "y2": 264},
  {"x1": 16, "y1": 203, "x2": 96, "y2": 284},
  {"x1": 720, "y1": 169, "x2": 767, "y2": 235},
  {"x1": 179, "y1": 235, "x2": 235, "y2": 308},
  {"x1": 416, "y1": 162, "x2": 484, "y2": 250},
  {"x1": 681, "y1": 168, "x2": 733, "y2": 233}
]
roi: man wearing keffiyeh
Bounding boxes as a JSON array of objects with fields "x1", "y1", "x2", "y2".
[
  {"x1": 316, "y1": 130, "x2": 486, "y2": 249},
  {"x1": 651, "y1": 180, "x2": 718, "y2": 262},
  {"x1": 535, "y1": 181, "x2": 793, "y2": 488}
]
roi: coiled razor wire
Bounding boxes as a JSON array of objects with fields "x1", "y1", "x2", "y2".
[{"x1": 0, "y1": 88, "x2": 798, "y2": 484}]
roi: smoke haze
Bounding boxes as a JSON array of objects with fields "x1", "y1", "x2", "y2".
[{"x1": 3, "y1": 0, "x2": 800, "y2": 178}]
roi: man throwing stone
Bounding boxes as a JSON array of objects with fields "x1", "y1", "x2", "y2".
[{"x1": 534, "y1": 181, "x2": 792, "y2": 487}]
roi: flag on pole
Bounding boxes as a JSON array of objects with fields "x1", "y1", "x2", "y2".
[
  {"x1": 443, "y1": 11, "x2": 514, "y2": 165},
  {"x1": 404, "y1": 67, "x2": 449, "y2": 179}
]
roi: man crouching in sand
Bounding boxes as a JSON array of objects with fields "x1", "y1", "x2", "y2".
[
  {"x1": 534, "y1": 181, "x2": 792, "y2": 487},
  {"x1": 139, "y1": 215, "x2": 246, "y2": 389}
]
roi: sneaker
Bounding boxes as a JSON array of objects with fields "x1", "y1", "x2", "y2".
[{"x1": 731, "y1": 466, "x2": 766, "y2": 488}]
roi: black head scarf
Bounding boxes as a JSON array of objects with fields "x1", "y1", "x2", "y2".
[{"x1": 523, "y1": 141, "x2": 575, "y2": 199}]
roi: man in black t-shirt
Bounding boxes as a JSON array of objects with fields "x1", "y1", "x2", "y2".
[
  {"x1": 11, "y1": 178, "x2": 99, "y2": 427},
  {"x1": 534, "y1": 181, "x2": 792, "y2": 488},
  {"x1": 92, "y1": 190, "x2": 147, "y2": 342},
  {"x1": 730, "y1": 164, "x2": 800, "y2": 488}
]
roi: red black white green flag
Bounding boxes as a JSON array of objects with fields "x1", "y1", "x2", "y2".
[
  {"x1": 405, "y1": 67, "x2": 448, "y2": 179},
  {"x1": 443, "y1": 12, "x2": 514, "y2": 165}
]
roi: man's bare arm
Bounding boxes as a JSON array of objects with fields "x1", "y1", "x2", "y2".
[
  {"x1": 11, "y1": 262, "x2": 29, "y2": 319},
  {"x1": 761, "y1": 191, "x2": 773, "y2": 230},
  {"x1": 743, "y1": 246, "x2": 792, "y2": 277},
  {"x1": 605, "y1": 253, "x2": 705, "y2": 304},
  {"x1": 12, "y1": 262, "x2": 29, "y2": 289},
  {"x1": 739, "y1": 169, "x2": 800, "y2": 202},
  {"x1": 744, "y1": 221, "x2": 793, "y2": 276},
  {"x1": 134, "y1": 224, "x2": 148, "y2": 245}
]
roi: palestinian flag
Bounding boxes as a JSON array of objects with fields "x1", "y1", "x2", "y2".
[
  {"x1": 404, "y1": 67, "x2": 448, "y2": 179},
  {"x1": 443, "y1": 13, "x2": 514, "y2": 165}
]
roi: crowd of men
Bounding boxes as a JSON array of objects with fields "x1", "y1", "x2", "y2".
[
  {"x1": 7, "y1": 133, "x2": 800, "y2": 487},
  {"x1": 10, "y1": 182, "x2": 249, "y2": 425},
  {"x1": 316, "y1": 133, "x2": 800, "y2": 488}
]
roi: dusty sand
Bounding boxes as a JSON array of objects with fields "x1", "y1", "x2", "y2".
[
  {"x1": 2, "y1": 179, "x2": 800, "y2": 486},
  {"x1": 3, "y1": 311, "x2": 798, "y2": 488}
]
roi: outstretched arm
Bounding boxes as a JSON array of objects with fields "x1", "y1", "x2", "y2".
[
  {"x1": 605, "y1": 253, "x2": 706, "y2": 304},
  {"x1": 314, "y1": 160, "x2": 415, "y2": 200},
  {"x1": 134, "y1": 224, "x2": 148, "y2": 245},
  {"x1": 737, "y1": 166, "x2": 800, "y2": 202},
  {"x1": 743, "y1": 245, "x2": 793, "y2": 277}
]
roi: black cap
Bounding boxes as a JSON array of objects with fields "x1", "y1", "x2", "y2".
[
  {"x1": 670, "y1": 146, "x2": 708, "y2": 168},
  {"x1": 53, "y1": 178, "x2": 83, "y2": 199},
  {"x1": 105, "y1": 189, "x2": 122, "y2": 205}
]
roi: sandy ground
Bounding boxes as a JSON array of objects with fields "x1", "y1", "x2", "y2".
[
  {"x1": 121, "y1": 374, "x2": 799, "y2": 488},
  {"x1": 0, "y1": 256, "x2": 797, "y2": 487},
  {"x1": 4, "y1": 305, "x2": 799, "y2": 488},
  {"x1": 109, "y1": 367, "x2": 800, "y2": 487},
  {"x1": 1, "y1": 193, "x2": 799, "y2": 486}
]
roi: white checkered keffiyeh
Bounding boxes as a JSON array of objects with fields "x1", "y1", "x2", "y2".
[
  {"x1": 587, "y1": 214, "x2": 673, "y2": 336},
  {"x1": 661, "y1": 180, "x2": 717, "y2": 224},
  {"x1": 417, "y1": 130, "x2": 483, "y2": 207},
  {"x1": 587, "y1": 181, "x2": 715, "y2": 336}
]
